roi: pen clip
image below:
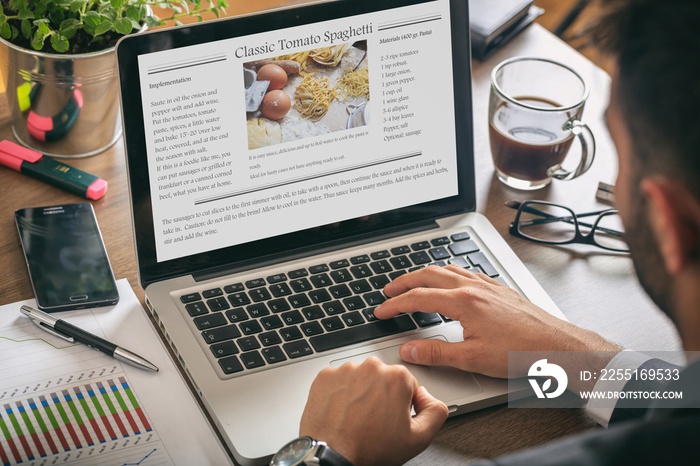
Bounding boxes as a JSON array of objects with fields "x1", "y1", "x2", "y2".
[
  {"x1": 20, "y1": 305, "x2": 76, "y2": 343},
  {"x1": 33, "y1": 320, "x2": 76, "y2": 343}
]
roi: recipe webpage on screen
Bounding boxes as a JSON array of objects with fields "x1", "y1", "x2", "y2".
[{"x1": 138, "y1": 0, "x2": 459, "y2": 263}]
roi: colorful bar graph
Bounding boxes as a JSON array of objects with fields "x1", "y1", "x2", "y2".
[
  {"x1": 97, "y1": 381, "x2": 130, "y2": 438},
  {"x1": 39, "y1": 395, "x2": 71, "y2": 452},
  {"x1": 62, "y1": 389, "x2": 94, "y2": 446},
  {"x1": 120, "y1": 377, "x2": 152, "y2": 432},
  {"x1": 0, "y1": 377, "x2": 154, "y2": 463},
  {"x1": 73, "y1": 387, "x2": 106, "y2": 443},
  {"x1": 3, "y1": 403, "x2": 34, "y2": 460},
  {"x1": 0, "y1": 412, "x2": 21, "y2": 465},
  {"x1": 108, "y1": 379, "x2": 141, "y2": 435},
  {"x1": 15, "y1": 401, "x2": 46, "y2": 458},
  {"x1": 85, "y1": 384, "x2": 119, "y2": 441},
  {"x1": 0, "y1": 440, "x2": 9, "y2": 466},
  {"x1": 51, "y1": 392, "x2": 83, "y2": 450},
  {"x1": 27, "y1": 397, "x2": 59, "y2": 455}
]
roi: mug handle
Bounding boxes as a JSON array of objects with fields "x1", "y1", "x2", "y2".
[{"x1": 547, "y1": 120, "x2": 596, "y2": 180}]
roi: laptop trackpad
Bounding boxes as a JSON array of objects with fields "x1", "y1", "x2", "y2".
[{"x1": 330, "y1": 336, "x2": 483, "y2": 404}]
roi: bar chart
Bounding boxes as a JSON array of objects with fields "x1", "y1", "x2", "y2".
[
  {"x1": 0, "y1": 369, "x2": 170, "y2": 466},
  {"x1": 1, "y1": 313, "x2": 173, "y2": 465}
]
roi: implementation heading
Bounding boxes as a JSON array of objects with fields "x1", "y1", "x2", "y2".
[{"x1": 150, "y1": 77, "x2": 193, "y2": 89}]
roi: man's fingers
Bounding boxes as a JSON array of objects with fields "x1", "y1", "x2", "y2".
[
  {"x1": 374, "y1": 286, "x2": 468, "y2": 320},
  {"x1": 376, "y1": 280, "x2": 492, "y2": 321},
  {"x1": 410, "y1": 386, "x2": 448, "y2": 444},
  {"x1": 384, "y1": 265, "x2": 477, "y2": 297},
  {"x1": 399, "y1": 338, "x2": 468, "y2": 369}
]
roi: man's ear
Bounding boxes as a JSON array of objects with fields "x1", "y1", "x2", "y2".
[{"x1": 641, "y1": 178, "x2": 700, "y2": 274}]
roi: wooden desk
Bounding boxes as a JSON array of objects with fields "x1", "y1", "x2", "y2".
[{"x1": 0, "y1": 21, "x2": 682, "y2": 465}]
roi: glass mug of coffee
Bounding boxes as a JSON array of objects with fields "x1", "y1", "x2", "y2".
[{"x1": 489, "y1": 57, "x2": 595, "y2": 190}]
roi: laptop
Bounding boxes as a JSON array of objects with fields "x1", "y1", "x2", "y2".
[{"x1": 116, "y1": 0, "x2": 565, "y2": 463}]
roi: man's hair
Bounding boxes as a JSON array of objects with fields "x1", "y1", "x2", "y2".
[{"x1": 591, "y1": 0, "x2": 700, "y2": 198}]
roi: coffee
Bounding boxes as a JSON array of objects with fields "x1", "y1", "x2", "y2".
[
  {"x1": 489, "y1": 58, "x2": 594, "y2": 190},
  {"x1": 490, "y1": 97, "x2": 574, "y2": 183}
]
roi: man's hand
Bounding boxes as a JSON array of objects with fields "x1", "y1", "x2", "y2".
[
  {"x1": 300, "y1": 357, "x2": 448, "y2": 466},
  {"x1": 375, "y1": 265, "x2": 619, "y2": 379}
]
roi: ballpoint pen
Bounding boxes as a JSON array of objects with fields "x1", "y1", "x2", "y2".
[{"x1": 20, "y1": 305, "x2": 159, "y2": 372}]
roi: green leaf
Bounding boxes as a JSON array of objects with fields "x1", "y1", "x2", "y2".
[
  {"x1": 60, "y1": 18, "x2": 80, "y2": 40},
  {"x1": 31, "y1": 31, "x2": 45, "y2": 50},
  {"x1": 145, "y1": 16, "x2": 162, "y2": 28},
  {"x1": 48, "y1": 9, "x2": 65, "y2": 25},
  {"x1": 99, "y1": 7, "x2": 117, "y2": 22},
  {"x1": 94, "y1": 19, "x2": 113, "y2": 36},
  {"x1": 17, "y1": 9, "x2": 34, "y2": 20},
  {"x1": 62, "y1": 27, "x2": 76, "y2": 40},
  {"x1": 50, "y1": 33, "x2": 70, "y2": 53},
  {"x1": 20, "y1": 18, "x2": 31, "y2": 39},
  {"x1": 34, "y1": 3, "x2": 48, "y2": 18},
  {"x1": 115, "y1": 17, "x2": 132, "y2": 35},
  {"x1": 60, "y1": 18, "x2": 81, "y2": 30},
  {"x1": 83, "y1": 10, "x2": 100, "y2": 32},
  {"x1": 0, "y1": 22, "x2": 11, "y2": 40},
  {"x1": 35, "y1": 21, "x2": 50, "y2": 36},
  {"x1": 125, "y1": 5, "x2": 141, "y2": 22},
  {"x1": 70, "y1": 1, "x2": 85, "y2": 13},
  {"x1": 83, "y1": 13, "x2": 100, "y2": 25},
  {"x1": 10, "y1": 25, "x2": 19, "y2": 41}
]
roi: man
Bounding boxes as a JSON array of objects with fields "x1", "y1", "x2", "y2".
[{"x1": 294, "y1": 0, "x2": 700, "y2": 464}]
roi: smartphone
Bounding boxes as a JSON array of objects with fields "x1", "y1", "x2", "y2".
[{"x1": 15, "y1": 202, "x2": 120, "y2": 312}]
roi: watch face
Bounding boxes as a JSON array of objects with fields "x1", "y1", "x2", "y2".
[{"x1": 273, "y1": 437, "x2": 314, "y2": 466}]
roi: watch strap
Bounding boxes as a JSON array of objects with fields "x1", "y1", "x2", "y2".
[{"x1": 316, "y1": 443, "x2": 354, "y2": 466}]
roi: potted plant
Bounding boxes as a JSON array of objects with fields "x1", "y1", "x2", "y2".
[{"x1": 0, "y1": 0, "x2": 227, "y2": 157}]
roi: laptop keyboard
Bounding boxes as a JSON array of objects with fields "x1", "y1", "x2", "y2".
[{"x1": 178, "y1": 231, "x2": 503, "y2": 377}]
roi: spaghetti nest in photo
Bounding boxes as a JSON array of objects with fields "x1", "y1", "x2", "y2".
[
  {"x1": 294, "y1": 75, "x2": 337, "y2": 122},
  {"x1": 335, "y1": 67, "x2": 370, "y2": 101}
]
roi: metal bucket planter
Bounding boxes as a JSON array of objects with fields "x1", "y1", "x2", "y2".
[{"x1": 0, "y1": 39, "x2": 121, "y2": 158}]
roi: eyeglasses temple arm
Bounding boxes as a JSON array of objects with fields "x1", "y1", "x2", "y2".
[{"x1": 519, "y1": 215, "x2": 624, "y2": 237}]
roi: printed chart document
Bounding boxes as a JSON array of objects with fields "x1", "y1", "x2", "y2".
[{"x1": 0, "y1": 279, "x2": 233, "y2": 466}]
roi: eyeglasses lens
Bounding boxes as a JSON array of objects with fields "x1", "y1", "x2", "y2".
[
  {"x1": 593, "y1": 211, "x2": 628, "y2": 251},
  {"x1": 518, "y1": 203, "x2": 577, "y2": 243}
]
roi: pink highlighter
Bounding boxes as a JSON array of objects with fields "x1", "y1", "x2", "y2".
[{"x1": 0, "y1": 140, "x2": 107, "y2": 200}]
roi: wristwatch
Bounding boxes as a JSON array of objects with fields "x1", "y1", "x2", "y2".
[{"x1": 270, "y1": 436, "x2": 354, "y2": 466}]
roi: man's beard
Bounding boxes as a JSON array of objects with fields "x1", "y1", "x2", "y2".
[{"x1": 625, "y1": 177, "x2": 676, "y2": 323}]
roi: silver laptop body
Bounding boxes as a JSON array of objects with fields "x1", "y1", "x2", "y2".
[{"x1": 117, "y1": 0, "x2": 564, "y2": 463}]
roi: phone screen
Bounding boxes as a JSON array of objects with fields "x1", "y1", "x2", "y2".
[{"x1": 15, "y1": 202, "x2": 120, "y2": 311}]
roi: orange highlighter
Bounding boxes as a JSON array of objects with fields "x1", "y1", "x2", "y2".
[{"x1": 0, "y1": 140, "x2": 107, "y2": 200}]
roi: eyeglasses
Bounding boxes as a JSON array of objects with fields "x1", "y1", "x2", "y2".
[{"x1": 507, "y1": 200, "x2": 629, "y2": 253}]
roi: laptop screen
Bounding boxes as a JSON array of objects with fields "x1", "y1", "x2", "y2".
[{"x1": 118, "y1": 0, "x2": 474, "y2": 286}]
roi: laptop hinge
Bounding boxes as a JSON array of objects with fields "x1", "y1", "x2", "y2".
[{"x1": 192, "y1": 219, "x2": 441, "y2": 282}]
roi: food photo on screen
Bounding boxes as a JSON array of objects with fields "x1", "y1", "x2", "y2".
[{"x1": 244, "y1": 40, "x2": 369, "y2": 150}]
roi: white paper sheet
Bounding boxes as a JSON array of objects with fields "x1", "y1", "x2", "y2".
[{"x1": 0, "y1": 279, "x2": 233, "y2": 466}]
